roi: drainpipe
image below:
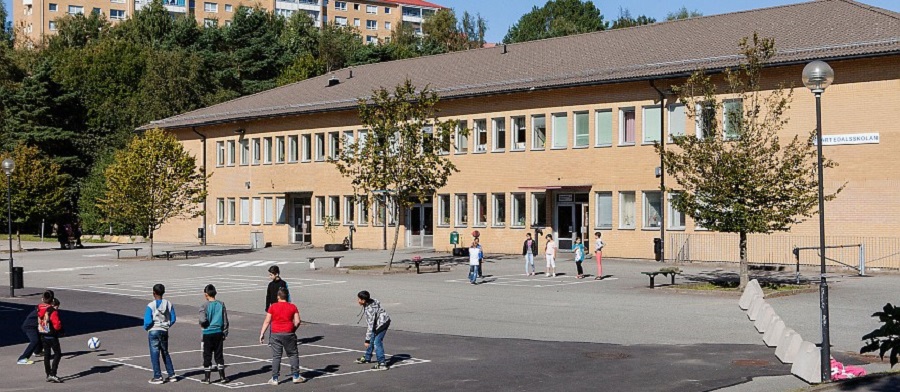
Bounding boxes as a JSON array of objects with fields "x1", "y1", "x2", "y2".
[
  {"x1": 650, "y1": 80, "x2": 666, "y2": 263},
  {"x1": 191, "y1": 127, "x2": 208, "y2": 246}
]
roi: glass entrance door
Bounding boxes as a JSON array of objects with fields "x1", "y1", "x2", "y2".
[
  {"x1": 292, "y1": 198, "x2": 312, "y2": 243},
  {"x1": 557, "y1": 204, "x2": 576, "y2": 250},
  {"x1": 407, "y1": 201, "x2": 433, "y2": 248}
]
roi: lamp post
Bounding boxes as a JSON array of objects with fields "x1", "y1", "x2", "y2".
[
  {"x1": 802, "y1": 60, "x2": 834, "y2": 383},
  {"x1": 2, "y1": 158, "x2": 15, "y2": 298}
]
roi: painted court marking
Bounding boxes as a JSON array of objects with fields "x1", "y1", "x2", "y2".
[
  {"x1": 101, "y1": 343, "x2": 430, "y2": 388},
  {"x1": 50, "y1": 275, "x2": 345, "y2": 298},
  {"x1": 446, "y1": 273, "x2": 618, "y2": 288},
  {"x1": 0, "y1": 305, "x2": 24, "y2": 312},
  {"x1": 178, "y1": 260, "x2": 304, "y2": 269},
  {"x1": 23, "y1": 264, "x2": 119, "y2": 274}
]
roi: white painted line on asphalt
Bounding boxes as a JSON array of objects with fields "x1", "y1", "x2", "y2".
[
  {"x1": 445, "y1": 273, "x2": 619, "y2": 288},
  {"x1": 82, "y1": 253, "x2": 111, "y2": 258},
  {"x1": 22, "y1": 264, "x2": 119, "y2": 274},
  {"x1": 52, "y1": 275, "x2": 346, "y2": 298},
  {"x1": 0, "y1": 305, "x2": 24, "y2": 312}
]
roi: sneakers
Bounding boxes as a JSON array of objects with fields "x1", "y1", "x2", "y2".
[
  {"x1": 292, "y1": 374, "x2": 306, "y2": 384},
  {"x1": 17, "y1": 359, "x2": 33, "y2": 365},
  {"x1": 267, "y1": 377, "x2": 279, "y2": 385},
  {"x1": 148, "y1": 377, "x2": 165, "y2": 384},
  {"x1": 354, "y1": 357, "x2": 370, "y2": 364},
  {"x1": 165, "y1": 375, "x2": 177, "y2": 383},
  {"x1": 47, "y1": 375, "x2": 62, "y2": 383},
  {"x1": 372, "y1": 363, "x2": 389, "y2": 371}
]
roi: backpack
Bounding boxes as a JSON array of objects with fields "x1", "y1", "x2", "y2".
[{"x1": 38, "y1": 306, "x2": 56, "y2": 335}]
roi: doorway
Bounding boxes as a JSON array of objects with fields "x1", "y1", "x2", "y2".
[
  {"x1": 292, "y1": 197, "x2": 312, "y2": 244},
  {"x1": 555, "y1": 193, "x2": 588, "y2": 250},
  {"x1": 407, "y1": 198, "x2": 433, "y2": 248}
]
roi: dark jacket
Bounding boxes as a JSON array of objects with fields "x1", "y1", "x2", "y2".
[
  {"x1": 522, "y1": 239, "x2": 538, "y2": 255},
  {"x1": 21, "y1": 306, "x2": 39, "y2": 329},
  {"x1": 265, "y1": 279, "x2": 289, "y2": 311}
]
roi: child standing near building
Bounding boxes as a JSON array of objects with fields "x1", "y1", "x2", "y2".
[
  {"x1": 259, "y1": 288, "x2": 303, "y2": 385},
  {"x1": 594, "y1": 232, "x2": 605, "y2": 280},
  {"x1": 38, "y1": 293, "x2": 63, "y2": 383},
  {"x1": 474, "y1": 237, "x2": 484, "y2": 278},
  {"x1": 144, "y1": 284, "x2": 177, "y2": 384},
  {"x1": 572, "y1": 237, "x2": 585, "y2": 279},
  {"x1": 545, "y1": 234, "x2": 557, "y2": 277},
  {"x1": 199, "y1": 284, "x2": 229, "y2": 384},
  {"x1": 468, "y1": 241, "x2": 482, "y2": 284},
  {"x1": 265, "y1": 266, "x2": 289, "y2": 311},
  {"x1": 354, "y1": 290, "x2": 391, "y2": 370},
  {"x1": 522, "y1": 233, "x2": 536, "y2": 276}
]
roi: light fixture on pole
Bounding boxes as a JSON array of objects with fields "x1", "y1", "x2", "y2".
[
  {"x1": 802, "y1": 59, "x2": 834, "y2": 383},
  {"x1": 2, "y1": 158, "x2": 15, "y2": 298}
]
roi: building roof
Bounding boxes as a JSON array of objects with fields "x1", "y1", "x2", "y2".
[
  {"x1": 143, "y1": 0, "x2": 899, "y2": 131},
  {"x1": 381, "y1": 0, "x2": 444, "y2": 9}
]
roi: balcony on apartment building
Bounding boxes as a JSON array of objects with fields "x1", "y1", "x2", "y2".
[
  {"x1": 22, "y1": 0, "x2": 34, "y2": 6},
  {"x1": 275, "y1": 0, "x2": 322, "y2": 26},
  {"x1": 135, "y1": 0, "x2": 187, "y2": 14},
  {"x1": 401, "y1": 6, "x2": 434, "y2": 23}
]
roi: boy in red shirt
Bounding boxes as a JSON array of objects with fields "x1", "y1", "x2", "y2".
[
  {"x1": 258, "y1": 288, "x2": 303, "y2": 385},
  {"x1": 38, "y1": 292, "x2": 63, "y2": 383}
]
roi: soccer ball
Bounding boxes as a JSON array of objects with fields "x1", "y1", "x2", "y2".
[
  {"x1": 471, "y1": 230, "x2": 480, "y2": 238},
  {"x1": 88, "y1": 337, "x2": 101, "y2": 350}
]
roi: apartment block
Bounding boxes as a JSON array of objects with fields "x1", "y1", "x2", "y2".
[{"x1": 328, "y1": 0, "x2": 441, "y2": 44}]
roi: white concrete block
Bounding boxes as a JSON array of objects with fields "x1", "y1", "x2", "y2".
[
  {"x1": 791, "y1": 341, "x2": 823, "y2": 384},
  {"x1": 739, "y1": 279, "x2": 764, "y2": 309},
  {"x1": 748, "y1": 296, "x2": 766, "y2": 320},
  {"x1": 754, "y1": 304, "x2": 775, "y2": 332},
  {"x1": 763, "y1": 317, "x2": 786, "y2": 347},
  {"x1": 776, "y1": 329, "x2": 803, "y2": 364}
]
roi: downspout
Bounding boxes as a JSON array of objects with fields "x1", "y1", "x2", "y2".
[
  {"x1": 650, "y1": 80, "x2": 666, "y2": 263},
  {"x1": 191, "y1": 126, "x2": 208, "y2": 246}
]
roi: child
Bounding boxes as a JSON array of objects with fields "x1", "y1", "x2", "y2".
[
  {"x1": 199, "y1": 284, "x2": 229, "y2": 384},
  {"x1": 522, "y1": 233, "x2": 536, "y2": 276},
  {"x1": 17, "y1": 291, "x2": 50, "y2": 365},
  {"x1": 545, "y1": 234, "x2": 557, "y2": 277},
  {"x1": 354, "y1": 290, "x2": 391, "y2": 370},
  {"x1": 594, "y1": 232, "x2": 605, "y2": 280},
  {"x1": 38, "y1": 293, "x2": 63, "y2": 383},
  {"x1": 572, "y1": 237, "x2": 585, "y2": 279},
  {"x1": 259, "y1": 288, "x2": 303, "y2": 385},
  {"x1": 144, "y1": 284, "x2": 177, "y2": 384},
  {"x1": 265, "y1": 266, "x2": 289, "y2": 344},
  {"x1": 474, "y1": 237, "x2": 484, "y2": 278},
  {"x1": 468, "y1": 241, "x2": 481, "y2": 284}
]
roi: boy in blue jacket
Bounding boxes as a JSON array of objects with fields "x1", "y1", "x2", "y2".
[
  {"x1": 144, "y1": 284, "x2": 177, "y2": 384},
  {"x1": 199, "y1": 284, "x2": 229, "y2": 384}
]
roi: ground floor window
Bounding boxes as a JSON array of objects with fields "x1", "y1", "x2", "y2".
[
  {"x1": 643, "y1": 191, "x2": 662, "y2": 228},
  {"x1": 315, "y1": 196, "x2": 325, "y2": 225},
  {"x1": 511, "y1": 193, "x2": 526, "y2": 227},
  {"x1": 595, "y1": 192, "x2": 612, "y2": 229},
  {"x1": 531, "y1": 193, "x2": 546, "y2": 227},
  {"x1": 473, "y1": 194, "x2": 487, "y2": 226},
  {"x1": 227, "y1": 198, "x2": 236, "y2": 224},
  {"x1": 374, "y1": 198, "x2": 385, "y2": 226},
  {"x1": 668, "y1": 192, "x2": 685, "y2": 229},
  {"x1": 344, "y1": 196, "x2": 355, "y2": 225},
  {"x1": 216, "y1": 198, "x2": 225, "y2": 224},
  {"x1": 455, "y1": 194, "x2": 468, "y2": 226},
  {"x1": 492, "y1": 193, "x2": 505, "y2": 226},
  {"x1": 252, "y1": 197, "x2": 262, "y2": 225},
  {"x1": 619, "y1": 192, "x2": 635, "y2": 229},
  {"x1": 438, "y1": 194, "x2": 450, "y2": 226},
  {"x1": 240, "y1": 198, "x2": 250, "y2": 224},
  {"x1": 264, "y1": 198, "x2": 274, "y2": 224},
  {"x1": 276, "y1": 197, "x2": 286, "y2": 224},
  {"x1": 358, "y1": 198, "x2": 369, "y2": 226},
  {"x1": 329, "y1": 196, "x2": 340, "y2": 222}
]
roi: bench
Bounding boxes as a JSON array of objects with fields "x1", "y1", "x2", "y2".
[
  {"x1": 114, "y1": 247, "x2": 142, "y2": 259},
  {"x1": 412, "y1": 256, "x2": 442, "y2": 274},
  {"x1": 306, "y1": 256, "x2": 344, "y2": 270},
  {"x1": 160, "y1": 250, "x2": 193, "y2": 260},
  {"x1": 641, "y1": 268, "x2": 683, "y2": 288}
]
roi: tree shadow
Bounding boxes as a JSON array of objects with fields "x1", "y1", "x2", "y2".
[
  {"x1": 682, "y1": 269, "x2": 812, "y2": 286},
  {"x1": 59, "y1": 364, "x2": 121, "y2": 381},
  {"x1": 0, "y1": 299, "x2": 142, "y2": 347},
  {"x1": 301, "y1": 364, "x2": 340, "y2": 380}
]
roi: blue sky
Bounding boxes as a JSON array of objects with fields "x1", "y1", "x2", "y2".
[{"x1": 4, "y1": 0, "x2": 899, "y2": 43}]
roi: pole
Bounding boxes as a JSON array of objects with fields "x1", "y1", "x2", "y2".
[
  {"x1": 650, "y1": 80, "x2": 666, "y2": 263},
  {"x1": 192, "y1": 127, "x2": 207, "y2": 246},
  {"x1": 382, "y1": 193, "x2": 387, "y2": 251},
  {"x1": 7, "y1": 173, "x2": 14, "y2": 297},
  {"x1": 815, "y1": 92, "x2": 831, "y2": 383}
]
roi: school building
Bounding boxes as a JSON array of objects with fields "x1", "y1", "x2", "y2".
[{"x1": 145, "y1": 0, "x2": 900, "y2": 268}]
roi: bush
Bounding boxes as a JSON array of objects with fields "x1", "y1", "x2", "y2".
[{"x1": 861, "y1": 303, "x2": 900, "y2": 367}]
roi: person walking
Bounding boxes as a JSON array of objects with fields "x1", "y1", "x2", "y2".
[
  {"x1": 259, "y1": 288, "x2": 304, "y2": 385},
  {"x1": 572, "y1": 237, "x2": 586, "y2": 279},
  {"x1": 16, "y1": 292, "x2": 48, "y2": 365},
  {"x1": 264, "y1": 265, "x2": 289, "y2": 344},
  {"x1": 545, "y1": 234, "x2": 557, "y2": 277},
  {"x1": 468, "y1": 241, "x2": 482, "y2": 284},
  {"x1": 199, "y1": 284, "x2": 229, "y2": 384},
  {"x1": 594, "y1": 232, "x2": 605, "y2": 280},
  {"x1": 37, "y1": 292, "x2": 63, "y2": 383},
  {"x1": 354, "y1": 290, "x2": 391, "y2": 370},
  {"x1": 474, "y1": 237, "x2": 484, "y2": 278},
  {"x1": 144, "y1": 284, "x2": 177, "y2": 384},
  {"x1": 522, "y1": 233, "x2": 537, "y2": 276}
]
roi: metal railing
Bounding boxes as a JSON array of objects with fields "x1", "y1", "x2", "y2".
[{"x1": 669, "y1": 232, "x2": 900, "y2": 270}]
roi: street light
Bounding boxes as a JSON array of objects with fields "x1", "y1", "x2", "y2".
[
  {"x1": 2, "y1": 158, "x2": 15, "y2": 298},
  {"x1": 802, "y1": 60, "x2": 834, "y2": 383}
]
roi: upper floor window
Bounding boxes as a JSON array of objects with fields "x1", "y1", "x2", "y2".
[
  {"x1": 642, "y1": 105, "x2": 662, "y2": 144},
  {"x1": 668, "y1": 104, "x2": 686, "y2": 140},
  {"x1": 204, "y1": 18, "x2": 217, "y2": 28},
  {"x1": 595, "y1": 109, "x2": 613, "y2": 146},
  {"x1": 109, "y1": 9, "x2": 126, "y2": 19},
  {"x1": 492, "y1": 118, "x2": 505, "y2": 152},
  {"x1": 334, "y1": 16, "x2": 347, "y2": 26},
  {"x1": 225, "y1": 4, "x2": 232, "y2": 12},
  {"x1": 48, "y1": 3, "x2": 58, "y2": 11},
  {"x1": 366, "y1": 20, "x2": 377, "y2": 30},
  {"x1": 68, "y1": 5, "x2": 84, "y2": 15},
  {"x1": 574, "y1": 111, "x2": 589, "y2": 147},
  {"x1": 334, "y1": 1, "x2": 346, "y2": 11},
  {"x1": 455, "y1": 120, "x2": 468, "y2": 154},
  {"x1": 204, "y1": 2, "x2": 217, "y2": 12},
  {"x1": 511, "y1": 116, "x2": 526, "y2": 151},
  {"x1": 366, "y1": 5, "x2": 377, "y2": 14},
  {"x1": 384, "y1": 21, "x2": 391, "y2": 30},
  {"x1": 384, "y1": 7, "x2": 391, "y2": 14},
  {"x1": 473, "y1": 119, "x2": 487, "y2": 152},
  {"x1": 723, "y1": 99, "x2": 743, "y2": 140},
  {"x1": 551, "y1": 113, "x2": 568, "y2": 149},
  {"x1": 619, "y1": 108, "x2": 635, "y2": 145},
  {"x1": 531, "y1": 115, "x2": 546, "y2": 150}
]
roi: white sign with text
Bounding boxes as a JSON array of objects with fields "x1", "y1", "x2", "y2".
[{"x1": 815, "y1": 133, "x2": 880, "y2": 146}]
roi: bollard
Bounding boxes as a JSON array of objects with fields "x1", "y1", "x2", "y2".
[
  {"x1": 776, "y1": 329, "x2": 803, "y2": 364},
  {"x1": 754, "y1": 304, "x2": 776, "y2": 333},
  {"x1": 748, "y1": 296, "x2": 766, "y2": 320},
  {"x1": 791, "y1": 341, "x2": 823, "y2": 384},
  {"x1": 763, "y1": 317, "x2": 786, "y2": 347}
]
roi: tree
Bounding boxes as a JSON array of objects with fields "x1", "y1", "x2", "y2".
[
  {"x1": 0, "y1": 1, "x2": 11, "y2": 46},
  {"x1": 224, "y1": 6, "x2": 287, "y2": 94},
  {"x1": 666, "y1": 6, "x2": 703, "y2": 21},
  {"x1": 330, "y1": 80, "x2": 463, "y2": 268},
  {"x1": 609, "y1": 7, "x2": 656, "y2": 29},
  {"x1": 317, "y1": 22, "x2": 364, "y2": 73},
  {"x1": 0, "y1": 145, "x2": 69, "y2": 233},
  {"x1": 47, "y1": 12, "x2": 112, "y2": 52},
  {"x1": 658, "y1": 34, "x2": 842, "y2": 289},
  {"x1": 422, "y1": 9, "x2": 466, "y2": 52},
  {"x1": 862, "y1": 303, "x2": 900, "y2": 367},
  {"x1": 99, "y1": 129, "x2": 206, "y2": 257},
  {"x1": 460, "y1": 11, "x2": 488, "y2": 49},
  {"x1": 503, "y1": 0, "x2": 605, "y2": 44}
]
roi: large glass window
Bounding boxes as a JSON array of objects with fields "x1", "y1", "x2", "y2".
[
  {"x1": 374, "y1": 198, "x2": 385, "y2": 226},
  {"x1": 216, "y1": 141, "x2": 225, "y2": 166},
  {"x1": 551, "y1": 113, "x2": 568, "y2": 149},
  {"x1": 724, "y1": 99, "x2": 743, "y2": 140},
  {"x1": 226, "y1": 140, "x2": 235, "y2": 165},
  {"x1": 204, "y1": 2, "x2": 217, "y2": 12},
  {"x1": 252, "y1": 197, "x2": 262, "y2": 225},
  {"x1": 512, "y1": 193, "x2": 526, "y2": 227},
  {"x1": 240, "y1": 139, "x2": 249, "y2": 165},
  {"x1": 595, "y1": 110, "x2": 613, "y2": 146},
  {"x1": 455, "y1": 194, "x2": 468, "y2": 226},
  {"x1": 301, "y1": 134, "x2": 311, "y2": 161},
  {"x1": 263, "y1": 137, "x2": 273, "y2": 164},
  {"x1": 343, "y1": 196, "x2": 355, "y2": 225},
  {"x1": 264, "y1": 198, "x2": 274, "y2": 224},
  {"x1": 643, "y1": 105, "x2": 662, "y2": 143},
  {"x1": 343, "y1": 130, "x2": 355, "y2": 157},
  {"x1": 512, "y1": 116, "x2": 526, "y2": 150},
  {"x1": 216, "y1": 198, "x2": 225, "y2": 224},
  {"x1": 275, "y1": 136, "x2": 285, "y2": 163},
  {"x1": 455, "y1": 121, "x2": 468, "y2": 153},
  {"x1": 619, "y1": 192, "x2": 635, "y2": 229},
  {"x1": 276, "y1": 197, "x2": 286, "y2": 224},
  {"x1": 574, "y1": 111, "x2": 589, "y2": 147},
  {"x1": 227, "y1": 198, "x2": 236, "y2": 224},
  {"x1": 328, "y1": 132, "x2": 340, "y2": 159},
  {"x1": 252, "y1": 138, "x2": 261, "y2": 164},
  {"x1": 668, "y1": 192, "x2": 685, "y2": 229},
  {"x1": 595, "y1": 192, "x2": 612, "y2": 229},
  {"x1": 473, "y1": 194, "x2": 487, "y2": 226},
  {"x1": 668, "y1": 104, "x2": 686, "y2": 139},
  {"x1": 531, "y1": 193, "x2": 546, "y2": 227},
  {"x1": 643, "y1": 191, "x2": 662, "y2": 228},
  {"x1": 492, "y1": 118, "x2": 505, "y2": 151},
  {"x1": 696, "y1": 102, "x2": 717, "y2": 139},
  {"x1": 619, "y1": 108, "x2": 636, "y2": 145},
  {"x1": 531, "y1": 115, "x2": 546, "y2": 150},
  {"x1": 240, "y1": 198, "x2": 250, "y2": 224},
  {"x1": 288, "y1": 135, "x2": 298, "y2": 162},
  {"x1": 315, "y1": 133, "x2": 325, "y2": 161},
  {"x1": 329, "y1": 196, "x2": 340, "y2": 222},
  {"x1": 358, "y1": 197, "x2": 369, "y2": 225},
  {"x1": 492, "y1": 193, "x2": 505, "y2": 226},
  {"x1": 438, "y1": 194, "x2": 450, "y2": 226},
  {"x1": 474, "y1": 119, "x2": 487, "y2": 152},
  {"x1": 315, "y1": 196, "x2": 325, "y2": 225}
]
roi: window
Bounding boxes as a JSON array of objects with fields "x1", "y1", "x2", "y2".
[
  {"x1": 225, "y1": 4, "x2": 232, "y2": 12},
  {"x1": 643, "y1": 105, "x2": 662, "y2": 144},
  {"x1": 92, "y1": 7, "x2": 102, "y2": 15},
  {"x1": 342, "y1": 130, "x2": 354, "y2": 156},
  {"x1": 357, "y1": 130, "x2": 368, "y2": 154},
  {"x1": 110, "y1": 9, "x2": 126, "y2": 19},
  {"x1": 276, "y1": 197, "x2": 286, "y2": 224},
  {"x1": 595, "y1": 192, "x2": 612, "y2": 229},
  {"x1": 619, "y1": 192, "x2": 635, "y2": 229},
  {"x1": 668, "y1": 193, "x2": 685, "y2": 229},
  {"x1": 531, "y1": 193, "x2": 546, "y2": 226},
  {"x1": 366, "y1": 5, "x2": 376, "y2": 14},
  {"x1": 511, "y1": 193, "x2": 526, "y2": 227},
  {"x1": 49, "y1": 21, "x2": 57, "y2": 30},
  {"x1": 216, "y1": 198, "x2": 225, "y2": 224},
  {"x1": 226, "y1": 140, "x2": 235, "y2": 165},
  {"x1": 455, "y1": 194, "x2": 468, "y2": 226},
  {"x1": 328, "y1": 132, "x2": 339, "y2": 159},
  {"x1": 342, "y1": 196, "x2": 355, "y2": 225},
  {"x1": 492, "y1": 118, "x2": 505, "y2": 151},
  {"x1": 373, "y1": 198, "x2": 385, "y2": 226},
  {"x1": 251, "y1": 138, "x2": 260, "y2": 164},
  {"x1": 334, "y1": 16, "x2": 347, "y2": 26},
  {"x1": 288, "y1": 135, "x2": 298, "y2": 162},
  {"x1": 68, "y1": 5, "x2": 84, "y2": 14},
  {"x1": 264, "y1": 198, "x2": 274, "y2": 224},
  {"x1": 49, "y1": 3, "x2": 58, "y2": 11},
  {"x1": 334, "y1": 1, "x2": 346, "y2": 11},
  {"x1": 216, "y1": 141, "x2": 225, "y2": 166},
  {"x1": 366, "y1": 35, "x2": 378, "y2": 44},
  {"x1": 473, "y1": 194, "x2": 487, "y2": 226},
  {"x1": 252, "y1": 197, "x2": 262, "y2": 225},
  {"x1": 492, "y1": 194, "x2": 505, "y2": 226},
  {"x1": 263, "y1": 137, "x2": 272, "y2": 164},
  {"x1": 574, "y1": 111, "x2": 589, "y2": 147},
  {"x1": 353, "y1": 18, "x2": 360, "y2": 27},
  {"x1": 111, "y1": 0, "x2": 125, "y2": 4},
  {"x1": 438, "y1": 128, "x2": 450, "y2": 154},
  {"x1": 273, "y1": 136, "x2": 284, "y2": 163},
  {"x1": 353, "y1": 3, "x2": 359, "y2": 10},
  {"x1": 551, "y1": 113, "x2": 568, "y2": 149},
  {"x1": 455, "y1": 121, "x2": 468, "y2": 153},
  {"x1": 329, "y1": 196, "x2": 340, "y2": 222},
  {"x1": 225, "y1": 20, "x2": 232, "y2": 26},
  {"x1": 512, "y1": 116, "x2": 526, "y2": 150},
  {"x1": 473, "y1": 119, "x2": 487, "y2": 152},
  {"x1": 531, "y1": 115, "x2": 546, "y2": 150},
  {"x1": 668, "y1": 104, "x2": 686, "y2": 139},
  {"x1": 204, "y1": 2, "x2": 217, "y2": 12},
  {"x1": 315, "y1": 196, "x2": 325, "y2": 225},
  {"x1": 384, "y1": 21, "x2": 391, "y2": 30},
  {"x1": 387, "y1": 198, "x2": 397, "y2": 226},
  {"x1": 696, "y1": 102, "x2": 716, "y2": 139},
  {"x1": 643, "y1": 191, "x2": 662, "y2": 228},
  {"x1": 301, "y1": 134, "x2": 311, "y2": 161},
  {"x1": 240, "y1": 198, "x2": 250, "y2": 224},
  {"x1": 385, "y1": 7, "x2": 391, "y2": 14},
  {"x1": 723, "y1": 99, "x2": 743, "y2": 140},
  {"x1": 240, "y1": 139, "x2": 249, "y2": 165},
  {"x1": 437, "y1": 194, "x2": 450, "y2": 226},
  {"x1": 366, "y1": 20, "x2": 377, "y2": 30},
  {"x1": 315, "y1": 133, "x2": 325, "y2": 161},
  {"x1": 619, "y1": 108, "x2": 636, "y2": 145},
  {"x1": 227, "y1": 198, "x2": 236, "y2": 224},
  {"x1": 358, "y1": 198, "x2": 369, "y2": 225}
]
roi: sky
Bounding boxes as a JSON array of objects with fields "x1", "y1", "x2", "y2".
[{"x1": 4, "y1": 0, "x2": 900, "y2": 42}]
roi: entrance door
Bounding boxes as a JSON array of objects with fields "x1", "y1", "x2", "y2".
[
  {"x1": 292, "y1": 198, "x2": 312, "y2": 243},
  {"x1": 557, "y1": 204, "x2": 576, "y2": 250},
  {"x1": 407, "y1": 201, "x2": 433, "y2": 248}
]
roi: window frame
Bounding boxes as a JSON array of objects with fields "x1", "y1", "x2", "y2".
[
  {"x1": 240, "y1": 198, "x2": 250, "y2": 224},
  {"x1": 551, "y1": 112, "x2": 568, "y2": 149},
  {"x1": 573, "y1": 111, "x2": 589, "y2": 148},
  {"x1": 251, "y1": 197, "x2": 262, "y2": 225},
  {"x1": 263, "y1": 137, "x2": 273, "y2": 164},
  {"x1": 328, "y1": 196, "x2": 340, "y2": 223},
  {"x1": 437, "y1": 194, "x2": 450, "y2": 227},
  {"x1": 227, "y1": 198, "x2": 236, "y2": 224},
  {"x1": 531, "y1": 114, "x2": 546, "y2": 150},
  {"x1": 454, "y1": 194, "x2": 468, "y2": 227},
  {"x1": 473, "y1": 119, "x2": 487, "y2": 153},
  {"x1": 594, "y1": 191, "x2": 613, "y2": 229},
  {"x1": 204, "y1": 2, "x2": 217, "y2": 12},
  {"x1": 275, "y1": 136, "x2": 285, "y2": 163},
  {"x1": 595, "y1": 109, "x2": 613, "y2": 147},
  {"x1": 216, "y1": 198, "x2": 225, "y2": 224},
  {"x1": 215, "y1": 141, "x2": 225, "y2": 167},
  {"x1": 315, "y1": 133, "x2": 325, "y2": 162},
  {"x1": 642, "y1": 105, "x2": 662, "y2": 145},
  {"x1": 276, "y1": 197, "x2": 286, "y2": 224},
  {"x1": 264, "y1": 197, "x2": 274, "y2": 225},
  {"x1": 491, "y1": 117, "x2": 506, "y2": 152},
  {"x1": 240, "y1": 138, "x2": 249, "y2": 165},
  {"x1": 723, "y1": 99, "x2": 743, "y2": 140},
  {"x1": 668, "y1": 192, "x2": 686, "y2": 230},
  {"x1": 455, "y1": 120, "x2": 468, "y2": 154},
  {"x1": 251, "y1": 138, "x2": 261, "y2": 165},
  {"x1": 531, "y1": 192, "x2": 546, "y2": 227},
  {"x1": 473, "y1": 193, "x2": 487, "y2": 227},
  {"x1": 343, "y1": 196, "x2": 355, "y2": 225},
  {"x1": 643, "y1": 191, "x2": 662, "y2": 229},
  {"x1": 511, "y1": 116, "x2": 526, "y2": 151},
  {"x1": 619, "y1": 108, "x2": 636, "y2": 146},
  {"x1": 357, "y1": 197, "x2": 369, "y2": 226},
  {"x1": 511, "y1": 193, "x2": 526, "y2": 228},
  {"x1": 366, "y1": 4, "x2": 377, "y2": 14},
  {"x1": 301, "y1": 134, "x2": 311, "y2": 162},
  {"x1": 491, "y1": 193, "x2": 506, "y2": 227},
  {"x1": 288, "y1": 135, "x2": 298, "y2": 162},
  {"x1": 668, "y1": 104, "x2": 686, "y2": 141},
  {"x1": 315, "y1": 196, "x2": 325, "y2": 225},
  {"x1": 619, "y1": 191, "x2": 636, "y2": 229}
]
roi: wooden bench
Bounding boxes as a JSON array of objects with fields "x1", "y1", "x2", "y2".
[
  {"x1": 412, "y1": 256, "x2": 443, "y2": 274},
  {"x1": 160, "y1": 250, "x2": 193, "y2": 260},
  {"x1": 306, "y1": 255, "x2": 344, "y2": 270},
  {"x1": 114, "y1": 247, "x2": 142, "y2": 259},
  {"x1": 641, "y1": 268, "x2": 683, "y2": 288}
]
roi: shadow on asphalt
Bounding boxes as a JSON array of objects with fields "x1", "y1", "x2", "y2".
[
  {"x1": 682, "y1": 269, "x2": 813, "y2": 286},
  {"x1": 0, "y1": 299, "x2": 142, "y2": 347},
  {"x1": 157, "y1": 248, "x2": 256, "y2": 259},
  {"x1": 60, "y1": 364, "x2": 121, "y2": 382},
  {"x1": 830, "y1": 372, "x2": 900, "y2": 391},
  {"x1": 21, "y1": 244, "x2": 119, "y2": 252}
]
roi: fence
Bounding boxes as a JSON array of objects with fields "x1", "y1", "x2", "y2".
[{"x1": 668, "y1": 233, "x2": 900, "y2": 270}]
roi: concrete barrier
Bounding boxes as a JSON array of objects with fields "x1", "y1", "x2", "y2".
[
  {"x1": 134, "y1": 236, "x2": 145, "y2": 243},
  {"x1": 748, "y1": 296, "x2": 766, "y2": 320},
  {"x1": 739, "y1": 279, "x2": 764, "y2": 309},
  {"x1": 790, "y1": 341, "x2": 823, "y2": 383},
  {"x1": 754, "y1": 304, "x2": 776, "y2": 332},
  {"x1": 775, "y1": 329, "x2": 803, "y2": 364},
  {"x1": 763, "y1": 317, "x2": 786, "y2": 347}
]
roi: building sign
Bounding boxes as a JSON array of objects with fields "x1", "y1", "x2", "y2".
[
  {"x1": 557, "y1": 194, "x2": 573, "y2": 202},
  {"x1": 815, "y1": 133, "x2": 880, "y2": 146}
]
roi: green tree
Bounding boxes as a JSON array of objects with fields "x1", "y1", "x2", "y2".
[
  {"x1": 658, "y1": 34, "x2": 842, "y2": 289},
  {"x1": 100, "y1": 128, "x2": 206, "y2": 256},
  {"x1": 422, "y1": 8, "x2": 466, "y2": 52},
  {"x1": 460, "y1": 11, "x2": 488, "y2": 49},
  {"x1": 330, "y1": 80, "x2": 463, "y2": 267},
  {"x1": 503, "y1": 0, "x2": 605, "y2": 44},
  {"x1": 47, "y1": 12, "x2": 112, "y2": 51},
  {"x1": 0, "y1": 145, "x2": 69, "y2": 233},
  {"x1": 385, "y1": 22, "x2": 423, "y2": 60},
  {"x1": 862, "y1": 303, "x2": 900, "y2": 367},
  {"x1": 224, "y1": 6, "x2": 287, "y2": 94},
  {"x1": 609, "y1": 7, "x2": 656, "y2": 29},
  {"x1": 317, "y1": 22, "x2": 364, "y2": 73},
  {"x1": 0, "y1": 1, "x2": 11, "y2": 46},
  {"x1": 666, "y1": 6, "x2": 703, "y2": 21}
]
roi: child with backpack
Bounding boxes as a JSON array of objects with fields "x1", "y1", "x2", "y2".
[
  {"x1": 354, "y1": 290, "x2": 391, "y2": 370},
  {"x1": 38, "y1": 292, "x2": 63, "y2": 383},
  {"x1": 16, "y1": 291, "x2": 50, "y2": 365},
  {"x1": 144, "y1": 284, "x2": 177, "y2": 384},
  {"x1": 199, "y1": 284, "x2": 229, "y2": 384}
]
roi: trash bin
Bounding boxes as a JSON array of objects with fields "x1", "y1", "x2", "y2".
[
  {"x1": 12, "y1": 266, "x2": 24, "y2": 289},
  {"x1": 250, "y1": 231, "x2": 264, "y2": 249},
  {"x1": 653, "y1": 238, "x2": 663, "y2": 262},
  {"x1": 197, "y1": 227, "x2": 205, "y2": 239},
  {"x1": 450, "y1": 231, "x2": 459, "y2": 246}
]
